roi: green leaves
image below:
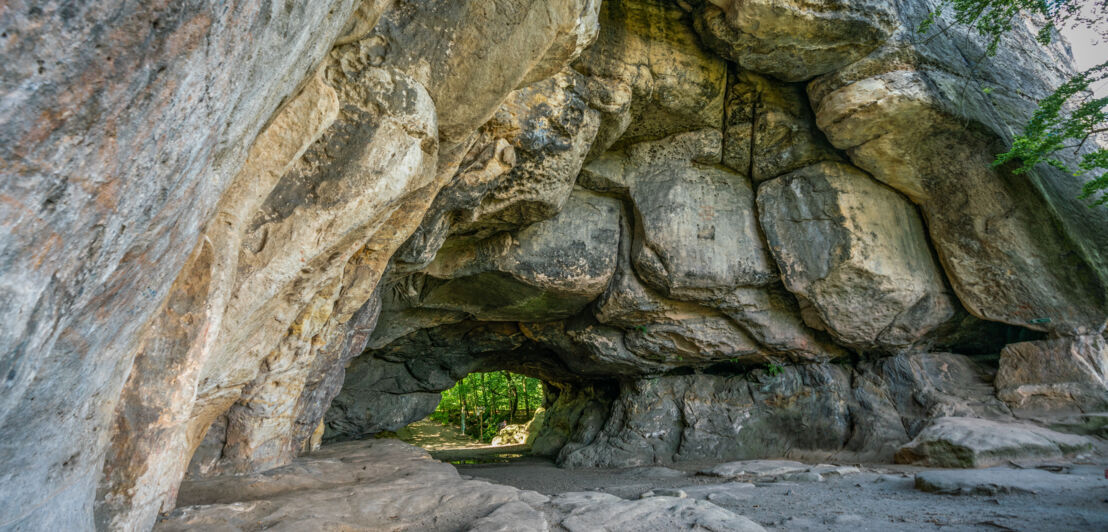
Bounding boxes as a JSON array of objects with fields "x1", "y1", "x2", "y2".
[
  {"x1": 920, "y1": 0, "x2": 1054, "y2": 54},
  {"x1": 431, "y1": 372, "x2": 544, "y2": 442},
  {"x1": 995, "y1": 61, "x2": 1108, "y2": 206},
  {"x1": 921, "y1": 0, "x2": 1108, "y2": 207}
]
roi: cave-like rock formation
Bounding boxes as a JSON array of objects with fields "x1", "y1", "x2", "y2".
[{"x1": 1, "y1": 0, "x2": 1105, "y2": 531}]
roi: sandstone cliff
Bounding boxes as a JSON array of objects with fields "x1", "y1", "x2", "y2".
[{"x1": 0, "y1": 1, "x2": 1105, "y2": 531}]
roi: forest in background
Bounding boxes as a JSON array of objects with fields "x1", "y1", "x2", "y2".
[{"x1": 428, "y1": 371, "x2": 545, "y2": 442}]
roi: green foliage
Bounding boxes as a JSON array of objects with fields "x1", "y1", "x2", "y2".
[
  {"x1": 429, "y1": 371, "x2": 545, "y2": 443},
  {"x1": 920, "y1": 0, "x2": 1108, "y2": 206},
  {"x1": 918, "y1": 0, "x2": 1072, "y2": 53},
  {"x1": 765, "y1": 363, "x2": 783, "y2": 377},
  {"x1": 995, "y1": 61, "x2": 1108, "y2": 206}
]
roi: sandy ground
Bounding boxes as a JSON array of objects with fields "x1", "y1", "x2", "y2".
[
  {"x1": 397, "y1": 419, "x2": 483, "y2": 451},
  {"x1": 386, "y1": 422, "x2": 1108, "y2": 531},
  {"x1": 452, "y1": 457, "x2": 1108, "y2": 531}
]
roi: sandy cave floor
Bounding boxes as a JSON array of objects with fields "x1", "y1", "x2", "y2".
[
  {"x1": 394, "y1": 421, "x2": 1108, "y2": 531},
  {"x1": 455, "y1": 457, "x2": 1108, "y2": 531},
  {"x1": 162, "y1": 422, "x2": 1108, "y2": 531}
]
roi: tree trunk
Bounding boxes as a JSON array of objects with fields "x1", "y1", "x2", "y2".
[
  {"x1": 459, "y1": 377, "x2": 467, "y2": 436},
  {"x1": 480, "y1": 372, "x2": 489, "y2": 440},
  {"x1": 523, "y1": 378, "x2": 530, "y2": 418},
  {"x1": 504, "y1": 371, "x2": 518, "y2": 422}
]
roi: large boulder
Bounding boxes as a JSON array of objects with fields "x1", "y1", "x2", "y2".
[
  {"x1": 413, "y1": 189, "x2": 620, "y2": 322},
  {"x1": 589, "y1": 198, "x2": 771, "y2": 366},
  {"x1": 689, "y1": 0, "x2": 896, "y2": 82},
  {"x1": 895, "y1": 417, "x2": 1096, "y2": 468},
  {"x1": 374, "y1": 0, "x2": 601, "y2": 144},
  {"x1": 722, "y1": 71, "x2": 841, "y2": 184},
  {"x1": 572, "y1": 0, "x2": 727, "y2": 150},
  {"x1": 395, "y1": 68, "x2": 604, "y2": 272},
  {"x1": 757, "y1": 161, "x2": 957, "y2": 351},
  {"x1": 808, "y1": 3, "x2": 1108, "y2": 335},
  {"x1": 996, "y1": 335, "x2": 1108, "y2": 413},
  {"x1": 559, "y1": 366, "x2": 857, "y2": 467},
  {"x1": 583, "y1": 130, "x2": 777, "y2": 301},
  {"x1": 628, "y1": 151, "x2": 777, "y2": 298}
]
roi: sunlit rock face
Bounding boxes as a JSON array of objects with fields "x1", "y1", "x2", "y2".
[
  {"x1": 0, "y1": 2, "x2": 364, "y2": 530},
  {"x1": 757, "y1": 161, "x2": 958, "y2": 351},
  {"x1": 691, "y1": 0, "x2": 897, "y2": 82},
  {"x1": 1, "y1": 0, "x2": 1105, "y2": 530}
]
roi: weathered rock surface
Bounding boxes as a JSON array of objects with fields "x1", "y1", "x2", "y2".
[
  {"x1": 716, "y1": 285, "x2": 847, "y2": 362},
  {"x1": 996, "y1": 335, "x2": 1108, "y2": 413},
  {"x1": 722, "y1": 71, "x2": 841, "y2": 184},
  {"x1": 584, "y1": 130, "x2": 778, "y2": 299},
  {"x1": 395, "y1": 68, "x2": 604, "y2": 271},
  {"x1": 914, "y1": 467, "x2": 1104, "y2": 496},
  {"x1": 703, "y1": 460, "x2": 861, "y2": 483},
  {"x1": 88, "y1": 1, "x2": 609, "y2": 529},
  {"x1": 877, "y1": 353, "x2": 1012, "y2": 431},
  {"x1": 895, "y1": 417, "x2": 1096, "y2": 468},
  {"x1": 559, "y1": 367, "x2": 857, "y2": 467},
  {"x1": 374, "y1": 0, "x2": 602, "y2": 144},
  {"x1": 556, "y1": 352, "x2": 1022, "y2": 467},
  {"x1": 808, "y1": 3, "x2": 1108, "y2": 335},
  {"x1": 690, "y1": 0, "x2": 896, "y2": 82},
  {"x1": 551, "y1": 491, "x2": 765, "y2": 532},
  {"x1": 703, "y1": 460, "x2": 811, "y2": 480},
  {"x1": 100, "y1": 53, "x2": 441, "y2": 530},
  {"x1": 414, "y1": 189, "x2": 621, "y2": 321},
  {"x1": 573, "y1": 0, "x2": 727, "y2": 149},
  {"x1": 4, "y1": 0, "x2": 1108, "y2": 530},
  {"x1": 1, "y1": 1, "x2": 365, "y2": 529},
  {"x1": 758, "y1": 162, "x2": 957, "y2": 351},
  {"x1": 157, "y1": 439, "x2": 550, "y2": 531},
  {"x1": 157, "y1": 438, "x2": 765, "y2": 532}
]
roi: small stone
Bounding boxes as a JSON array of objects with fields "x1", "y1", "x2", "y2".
[
  {"x1": 704, "y1": 460, "x2": 808, "y2": 480},
  {"x1": 809, "y1": 464, "x2": 861, "y2": 478},
  {"x1": 913, "y1": 467, "x2": 1091, "y2": 496},
  {"x1": 782, "y1": 471, "x2": 823, "y2": 482},
  {"x1": 652, "y1": 488, "x2": 687, "y2": 498}
]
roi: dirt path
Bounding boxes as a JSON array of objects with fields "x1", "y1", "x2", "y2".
[
  {"x1": 398, "y1": 419, "x2": 486, "y2": 451},
  {"x1": 395, "y1": 420, "x2": 532, "y2": 465}
]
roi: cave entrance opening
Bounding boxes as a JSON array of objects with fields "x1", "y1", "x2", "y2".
[
  {"x1": 428, "y1": 371, "x2": 546, "y2": 444},
  {"x1": 376, "y1": 370, "x2": 551, "y2": 464}
]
